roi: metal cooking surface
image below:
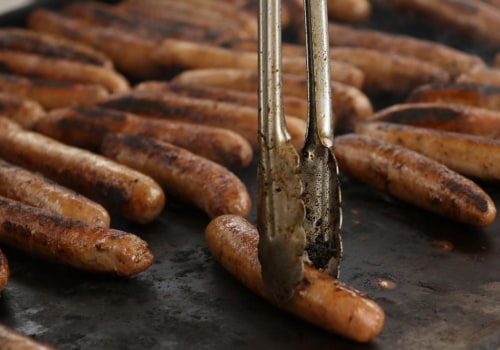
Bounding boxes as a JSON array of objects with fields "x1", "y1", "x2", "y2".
[{"x1": 0, "y1": 2, "x2": 499, "y2": 350}]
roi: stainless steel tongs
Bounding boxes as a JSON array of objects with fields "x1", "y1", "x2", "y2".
[{"x1": 257, "y1": 0, "x2": 342, "y2": 302}]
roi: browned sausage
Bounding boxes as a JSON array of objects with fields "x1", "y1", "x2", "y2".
[
  {"x1": 479, "y1": 0, "x2": 500, "y2": 7},
  {"x1": 368, "y1": 102, "x2": 500, "y2": 139},
  {"x1": 327, "y1": 23, "x2": 485, "y2": 78},
  {"x1": 407, "y1": 82, "x2": 500, "y2": 112},
  {"x1": 0, "y1": 92, "x2": 45, "y2": 128},
  {"x1": 0, "y1": 27, "x2": 113, "y2": 68},
  {"x1": 135, "y1": 81, "x2": 308, "y2": 119},
  {"x1": 335, "y1": 133, "x2": 496, "y2": 226},
  {"x1": 385, "y1": 0, "x2": 500, "y2": 47},
  {"x1": 328, "y1": 0, "x2": 372, "y2": 22},
  {"x1": 205, "y1": 214, "x2": 385, "y2": 342},
  {"x1": 0, "y1": 51, "x2": 129, "y2": 93},
  {"x1": 0, "y1": 195, "x2": 153, "y2": 276},
  {"x1": 456, "y1": 67, "x2": 500, "y2": 88},
  {"x1": 101, "y1": 134, "x2": 252, "y2": 218},
  {"x1": 222, "y1": 39, "x2": 448, "y2": 95},
  {"x1": 0, "y1": 117, "x2": 165, "y2": 224},
  {"x1": 98, "y1": 91, "x2": 307, "y2": 150},
  {"x1": 0, "y1": 324, "x2": 55, "y2": 350},
  {"x1": 153, "y1": 39, "x2": 365, "y2": 89},
  {"x1": 0, "y1": 158, "x2": 110, "y2": 227},
  {"x1": 0, "y1": 250, "x2": 9, "y2": 293},
  {"x1": 35, "y1": 106, "x2": 253, "y2": 168},
  {"x1": 172, "y1": 68, "x2": 373, "y2": 133},
  {"x1": 0, "y1": 73, "x2": 109, "y2": 110},
  {"x1": 355, "y1": 121, "x2": 500, "y2": 183},
  {"x1": 118, "y1": 0, "x2": 257, "y2": 38},
  {"x1": 27, "y1": 9, "x2": 161, "y2": 79}
]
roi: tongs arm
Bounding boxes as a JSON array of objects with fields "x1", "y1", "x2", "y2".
[{"x1": 257, "y1": 0, "x2": 306, "y2": 303}]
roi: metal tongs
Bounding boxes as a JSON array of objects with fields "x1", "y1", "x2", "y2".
[{"x1": 257, "y1": 0, "x2": 342, "y2": 302}]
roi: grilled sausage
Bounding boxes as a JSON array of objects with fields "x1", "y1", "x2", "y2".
[
  {"x1": 368, "y1": 102, "x2": 500, "y2": 139},
  {"x1": 327, "y1": 0, "x2": 372, "y2": 22},
  {"x1": 35, "y1": 106, "x2": 253, "y2": 168},
  {"x1": 0, "y1": 195, "x2": 153, "y2": 275},
  {"x1": 0, "y1": 324, "x2": 55, "y2": 350},
  {"x1": 0, "y1": 250, "x2": 9, "y2": 293},
  {"x1": 0, "y1": 51, "x2": 129, "y2": 93},
  {"x1": 74, "y1": 1, "x2": 257, "y2": 42},
  {"x1": 0, "y1": 73, "x2": 108, "y2": 110},
  {"x1": 205, "y1": 214, "x2": 385, "y2": 342},
  {"x1": 98, "y1": 91, "x2": 307, "y2": 150},
  {"x1": 172, "y1": 68, "x2": 373, "y2": 132},
  {"x1": 101, "y1": 134, "x2": 252, "y2": 218},
  {"x1": 27, "y1": 9, "x2": 161, "y2": 79},
  {"x1": 0, "y1": 158, "x2": 110, "y2": 227},
  {"x1": 355, "y1": 121, "x2": 500, "y2": 183},
  {"x1": 456, "y1": 68, "x2": 500, "y2": 88},
  {"x1": 327, "y1": 23, "x2": 485, "y2": 78},
  {"x1": 0, "y1": 27, "x2": 113, "y2": 68},
  {"x1": 0, "y1": 117, "x2": 165, "y2": 224},
  {"x1": 0, "y1": 92, "x2": 45, "y2": 128},
  {"x1": 222, "y1": 39, "x2": 448, "y2": 95},
  {"x1": 152, "y1": 39, "x2": 365, "y2": 88},
  {"x1": 135, "y1": 81, "x2": 309, "y2": 119},
  {"x1": 407, "y1": 82, "x2": 500, "y2": 111},
  {"x1": 385, "y1": 0, "x2": 500, "y2": 47},
  {"x1": 479, "y1": 0, "x2": 500, "y2": 7},
  {"x1": 335, "y1": 133, "x2": 496, "y2": 226}
]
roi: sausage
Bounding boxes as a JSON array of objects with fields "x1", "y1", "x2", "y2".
[
  {"x1": 35, "y1": 106, "x2": 253, "y2": 168},
  {"x1": 118, "y1": 0, "x2": 258, "y2": 38},
  {"x1": 0, "y1": 92, "x2": 45, "y2": 129},
  {"x1": 0, "y1": 51, "x2": 129, "y2": 93},
  {"x1": 407, "y1": 82, "x2": 500, "y2": 111},
  {"x1": 335, "y1": 133, "x2": 496, "y2": 226},
  {"x1": 479, "y1": 0, "x2": 500, "y2": 7},
  {"x1": 0, "y1": 27, "x2": 113, "y2": 68},
  {"x1": 0, "y1": 324, "x2": 56, "y2": 350},
  {"x1": 327, "y1": 23, "x2": 485, "y2": 78},
  {"x1": 101, "y1": 134, "x2": 252, "y2": 218},
  {"x1": 0, "y1": 117, "x2": 165, "y2": 224},
  {"x1": 0, "y1": 73, "x2": 109, "y2": 110},
  {"x1": 63, "y1": 0, "x2": 234, "y2": 44},
  {"x1": 222, "y1": 38, "x2": 448, "y2": 95},
  {"x1": 205, "y1": 214, "x2": 385, "y2": 342},
  {"x1": 0, "y1": 158, "x2": 110, "y2": 227},
  {"x1": 27, "y1": 9, "x2": 161, "y2": 79},
  {"x1": 0, "y1": 250, "x2": 9, "y2": 293},
  {"x1": 152, "y1": 39, "x2": 364, "y2": 89},
  {"x1": 355, "y1": 121, "x2": 500, "y2": 183},
  {"x1": 135, "y1": 81, "x2": 309, "y2": 119},
  {"x1": 368, "y1": 102, "x2": 500, "y2": 139},
  {"x1": 172, "y1": 68, "x2": 373, "y2": 133},
  {"x1": 0, "y1": 195, "x2": 153, "y2": 276},
  {"x1": 98, "y1": 91, "x2": 307, "y2": 150},
  {"x1": 456, "y1": 67, "x2": 500, "y2": 88},
  {"x1": 327, "y1": 0, "x2": 372, "y2": 23},
  {"x1": 385, "y1": 0, "x2": 500, "y2": 47}
]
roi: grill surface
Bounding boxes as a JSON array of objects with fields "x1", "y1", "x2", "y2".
[{"x1": 0, "y1": 2, "x2": 499, "y2": 349}]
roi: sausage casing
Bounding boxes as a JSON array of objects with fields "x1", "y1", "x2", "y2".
[
  {"x1": 205, "y1": 214, "x2": 385, "y2": 342},
  {"x1": 335, "y1": 133, "x2": 496, "y2": 226},
  {"x1": 0, "y1": 195, "x2": 153, "y2": 276},
  {"x1": 101, "y1": 134, "x2": 252, "y2": 218},
  {"x1": 0, "y1": 158, "x2": 110, "y2": 227},
  {"x1": 0, "y1": 117, "x2": 165, "y2": 224},
  {"x1": 35, "y1": 106, "x2": 253, "y2": 168}
]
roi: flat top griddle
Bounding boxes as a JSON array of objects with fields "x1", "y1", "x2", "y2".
[{"x1": 0, "y1": 2, "x2": 499, "y2": 350}]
